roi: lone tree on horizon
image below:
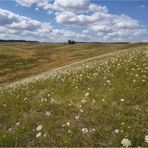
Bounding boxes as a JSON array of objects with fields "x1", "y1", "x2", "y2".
[{"x1": 68, "y1": 40, "x2": 76, "y2": 44}]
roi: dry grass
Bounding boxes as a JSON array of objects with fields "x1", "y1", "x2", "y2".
[{"x1": 1, "y1": 42, "x2": 148, "y2": 84}]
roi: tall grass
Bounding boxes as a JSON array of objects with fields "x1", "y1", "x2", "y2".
[{"x1": 0, "y1": 47, "x2": 148, "y2": 147}]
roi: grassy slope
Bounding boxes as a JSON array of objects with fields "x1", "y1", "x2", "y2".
[
  {"x1": 0, "y1": 46, "x2": 148, "y2": 147},
  {"x1": 0, "y1": 42, "x2": 148, "y2": 84}
]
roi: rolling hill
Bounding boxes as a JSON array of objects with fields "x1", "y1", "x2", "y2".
[{"x1": 0, "y1": 45, "x2": 148, "y2": 147}]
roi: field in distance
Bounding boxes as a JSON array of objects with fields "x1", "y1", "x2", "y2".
[{"x1": 0, "y1": 42, "x2": 148, "y2": 84}]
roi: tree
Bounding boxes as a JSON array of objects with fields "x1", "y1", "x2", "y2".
[{"x1": 68, "y1": 40, "x2": 76, "y2": 44}]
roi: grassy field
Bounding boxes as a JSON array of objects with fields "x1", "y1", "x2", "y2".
[
  {"x1": 0, "y1": 43, "x2": 148, "y2": 147},
  {"x1": 0, "y1": 42, "x2": 148, "y2": 84}
]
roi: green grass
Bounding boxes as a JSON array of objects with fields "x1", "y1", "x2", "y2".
[{"x1": 0, "y1": 46, "x2": 148, "y2": 147}]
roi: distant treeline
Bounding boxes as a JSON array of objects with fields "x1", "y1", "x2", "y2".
[{"x1": 0, "y1": 39, "x2": 39, "y2": 43}]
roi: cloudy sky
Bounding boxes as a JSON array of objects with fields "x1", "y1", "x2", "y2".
[{"x1": 0, "y1": 0, "x2": 148, "y2": 42}]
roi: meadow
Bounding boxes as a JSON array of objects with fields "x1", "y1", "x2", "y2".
[
  {"x1": 0, "y1": 42, "x2": 148, "y2": 147},
  {"x1": 0, "y1": 42, "x2": 148, "y2": 84}
]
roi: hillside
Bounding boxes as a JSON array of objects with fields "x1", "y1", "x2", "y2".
[
  {"x1": 0, "y1": 42, "x2": 148, "y2": 84},
  {"x1": 0, "y1": 46, "x2": 148, "y2": 147}
]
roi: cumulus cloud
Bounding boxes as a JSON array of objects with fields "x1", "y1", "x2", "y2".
[
  {"x1": 55, "y1": 11, "x2": 111, "y2": 25},
  {"x1": 16, "y1": 0, "x2": 49, "y2": 7},
  {"x1": 2, "y1": 1, "x2": 148, "y2": 41},
  {"x1": 0, "y1": 8, "x2": 51, "y2": 32},
  {"x1": 50, "y1": 0, "x2": 89, "y2": 12},
  {"x1": 55, "y1": 3, "x2": 147, "y2": 41},
  {"x1": 16, "y1": 0, "x2": 90, "y2": 12},
  {"x1": 0, "y1": 8, "x2": 88, "y2": 41}
]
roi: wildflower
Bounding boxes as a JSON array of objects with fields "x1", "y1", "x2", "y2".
[
  {"x1": 114, "y1": 129, "x2": 119, "y2": 134},
  {"x1": 135, "y1": 74, "x2": 139, "y2": 77},
  {"x1": 120, "y1": 99, "x2": 124, "y2": 102},
  {"x1": 36, "y1": 132, "x2": 42, "y2": 138},
  {"x1": 51, "y1": 98, "x2": 56, "y2": 104},
  {"x1": 36, "y1": 125, "x2": 43, "y2": 131},
  {"x1": 121, "y1": 122, "x2": 125, "y2": 125},
  {"x1": 16, "y1": 122, "x2": 20, "y2": 126},
  {"x1": 92, "y1": 99, "x2": 96, "y2": 103},
  {"x1": 80, "y1": 109, "x2": 84, "y2": 113},
  {"x1": 90, "y1": 128, "x2": 96, "y2": 132},
  {"x1": 44, "y1": 134, "x2": 47, "y2": 137},
  {"x1": 82, "y1": 128, "x2": 88, "y2": 134},
  {"x1": 81, "y1": 99, "x2": 86, "y2": 104},
  {"x1": 142, "y1": 79, "x2": 146, "y2": 82},
  {"x1": 66, "y1": 122, "x2": 70, "y2": 127},
  {"x1": 145, "y1": 135, "x2": 148, "y2": 143},
  {"x1": 62, "y1": 124, "x2": 65, "y2": 127},
  {"x1": 121, "y1": 138, "x2": 131, "y2": 147},
  {"x1": 102, "y1": 99, "x2": 105, "y2": 102},
  {"x1": 84, "y1": 92, "x2": 89, "y2": 97},
  {"x1": 68, "y1": 130, "x2": 72, "y2": 133},
  {"x1": 75, "y1": 115, "x2": 80, "y2": 120},
  {"x1": 106, "y1": 80, "x2": 111, "y2": 83},
  {"x1": 45, "y1": 111, "x2": 51, "y2": 117},
  {"x1": 24, "y1": 97, "x2": 28, "y2": 101}
]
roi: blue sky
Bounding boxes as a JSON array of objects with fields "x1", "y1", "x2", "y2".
[{"x1": 0, "y1": 0, "x2": 148, "y2": 42}]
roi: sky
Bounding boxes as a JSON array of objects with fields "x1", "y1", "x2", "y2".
[{"x1": 0, "y1": 0, "x2": 148, "y2": 42}]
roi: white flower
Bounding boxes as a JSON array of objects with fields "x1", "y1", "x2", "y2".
[
  {"x1": 75, "y1": 115, "x2": 80, "y2": 120},
  {"x1": 142, "y1": 79, "x2": 146, "y2": 82},
  {"x1": 114, "y1": 129, "x2": 119, "y2": 134},
  {"x1": 106, "y1": 80, "x2": 111, "y2": 83},
  {"x1": 80, "y1": 109, "x2": 83, "y2": 113},
  {"x1": 145, "y1": 135, "x2": 148, "y2": 143},
  {"x1": 66, "y1": 122, "x2": 70, "y2": 127},
  {"x1": 120, "y1": 99, "x2": 124, "y2": 102},
  {"x1": 135, "y1": 74, "x2": 139, "y2": 77},
  {"x1": 45, "y1": 111, "x2": 51, "y2": 116},
  {"x1": 90, "y1": 128, "x2": 96, "y2": 132},
  {"x1": 44, "y1": 134, "x2": 47, "y2": 137},
  {"x1": 36, "y1": 125, "x2": 43, "y2": 131},
  {"x1": 92, "y1": 99, "x2": 96, "y2": 103},
  {"x1": 68, "y1": 130, "x2": 72, "y2": 133},
  {"x1": 84, "y1": 92, "x2": 89, "y2": 97},
  {"x1": 62, "y1": 124, "x2": 65, "y2": 127},
  {"x1": 24, "y1": 97, "x2": 28, "y2": 101},
  {"x1": 121, "y1": 138, "x2": 131, "y2": 147},
  {"x1": 16, "y1": 122, "x2": 20, "y2": 126},
  {"x1": 81, "y1": 99, "x2": 86, "y2": 104},
  {"x1": 102, "y1": 99, "x2": 105, "y2": 102},
  {"x1": 82, "y1": 128, "x2": 88, "y2": 134},
  {"x1": 36, "y1": 132, "x2": 42, "y2": 138}
]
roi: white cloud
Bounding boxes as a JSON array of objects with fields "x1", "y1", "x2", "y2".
[
  {"x1": 56, "y1": 11, "x2": 111, "y2": 25},
  {"x1": 55, "y1": 3, "x2": 147, "y2": 42},
  {"x1": 51, "y1": 0, "x2": 89, "y2": 12},
  {"x1": 0, "y1": 8, "x2": 89, "y2": 42},
  {"x1": 0, "y1": 8, "x2": 51, "y2": 32},
  {"x1": 89, "y1": 3, "x2": 108, "y2": 13},
  {"x1": 16, "y1": 0, "x2": 90, "y2": 12},
  {"x1": 3, "y1": 1, "x2": 148, "y2": 42},
  {"x1": 16, "y1": 0, "x2": 42, "y2": 7}
]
